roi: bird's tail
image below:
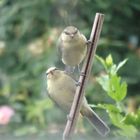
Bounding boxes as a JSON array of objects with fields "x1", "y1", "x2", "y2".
[{"x1": 81, "y1": 106, "x2": 110, "y2": 136}]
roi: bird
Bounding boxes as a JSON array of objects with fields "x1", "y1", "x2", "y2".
[
  {"x1": 46, "y1": 67, "x2": 110, "y2": 136},
  {"x1": 57, "y1": 26, "x2": 88, "y2": 73}
]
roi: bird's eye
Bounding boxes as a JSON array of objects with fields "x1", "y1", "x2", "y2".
[
  {"x1": 64, "y1": 31, "x2": 70, "y2": 35},
  {"x1": 74, "y1": 29, "x2": 78, "y2": 34},
  {"x1": 54, "y1": 68, "x2": 58, "y2": 71}
]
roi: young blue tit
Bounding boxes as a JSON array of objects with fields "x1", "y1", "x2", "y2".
[
  {"x1": 57, "y1": 26, "x2": 87, "y2": 73},
  {"x1": 46, "y1": 67, "x2": 110, "y2": 136}
]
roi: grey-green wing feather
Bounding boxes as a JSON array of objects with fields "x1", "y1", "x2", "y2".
[{"x1": 56, "y1": 37, "x2": 63, "y2": 59}]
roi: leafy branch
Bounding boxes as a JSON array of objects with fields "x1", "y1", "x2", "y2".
[{"x1": 96, "y1": 54, "x2": 138, "y2": 138}]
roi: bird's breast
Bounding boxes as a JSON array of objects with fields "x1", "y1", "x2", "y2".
[
  {"x1": 47, "y1": 78, "x2": 76, "y2": 110},
  {"x1": 62, "y1": 40, "x2": 87, "y2": 66}
]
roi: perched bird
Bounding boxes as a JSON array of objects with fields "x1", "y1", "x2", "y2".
[
  {"x1": 46, "y1": 67, "x2": 110, "y2": 136},
  {"x1": 57, "y1": 26, "x2": 88, "y2": 73}
]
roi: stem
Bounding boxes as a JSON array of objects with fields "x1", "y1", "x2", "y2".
[
  {"x1": 116, "y1": 101, "x2": 123, "y2": 112},
  {"x1": 63, "y1": 13, "x2": 105, "y2": 140}
]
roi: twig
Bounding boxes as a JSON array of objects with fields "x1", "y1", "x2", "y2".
[{"x1": 63, "y1": 13, "x2": 105, "y2": 140}]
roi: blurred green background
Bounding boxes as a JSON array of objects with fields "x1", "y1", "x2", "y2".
[{"x1": 0, "y1": 0, "x2": 140, "y2": 139}]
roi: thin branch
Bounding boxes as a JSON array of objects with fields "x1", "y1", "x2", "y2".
[{"x1": 63, "y1": 13, "x2": 105, "y2": 140}]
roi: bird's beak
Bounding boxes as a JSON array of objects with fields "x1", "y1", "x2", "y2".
[
  {"x1": 46, "y1": 68, "x2": 58, "y2": 76},
  {"x1": 70, "y1": 34, "x2": 74, "y2": 38},
  {"x1": 46, "y1": 71, "x2": 54, "y2": 76}
]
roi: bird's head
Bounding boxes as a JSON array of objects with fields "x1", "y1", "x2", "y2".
[
  {"x1": 46, "y1": 67, "x2": 61, "y2": 80},
  {"x1": 61, "y1": 26, "x2": 80, "y2": 41}
]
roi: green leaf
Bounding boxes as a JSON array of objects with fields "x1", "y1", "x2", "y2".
[
  {"x1": 108, "y1": 75, "x2": 127, "y2": 102},
  {"x1": 97, "y1": 104, "x2": 137, "y2": 138},
  {"x1": 116, "y1": 59, "x2": 128, "y2": 72},
  {"x1": 96, "y1": 74, "x2": 109, "y2": 92},
  {"x1": 105, "y1": 54, "x2": 113, "y2": 67},
  {"x1": 109, "y1": 111, "x2": 123, "y2": 125},
  {"x1": 123, "y1": 111, "x2": 140, "y2": 129},
  {"x1": 110, "y1": 64, "x2": 117, "y2": 75},
  {"x1": 109, "y1": 111, "x2": 137, "y2": 138},
  {"x1": 97, "y1": 74, "x2": 127, "y2": 102},
  {"x1": 95, "y1": 55, "x2": 107, "y2": 71},
  {"x1": 123, "y1": 113, "x2": 137, "y2": 125},
  {"x1": 97, "y1": 103, "x2": 121, "y2": 113}
]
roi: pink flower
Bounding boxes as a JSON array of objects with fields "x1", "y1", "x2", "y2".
[{"x1": 0, "y1": 105, "x2": 14, "y2": 125}]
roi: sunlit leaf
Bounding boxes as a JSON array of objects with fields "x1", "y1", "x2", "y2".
[
  {"x1": 96, "y1": 74, "x2": 109, "y2": 92},
  {"x1": 116, "y1": 59, "x2": 128, "y2": 72},
  {"x1": 95, "y1": 55, "x2": 107, "y2": 71},
  {"x1": 108, "y1": 75, "x2": 127, "y2": 102},
  {"x1": 109, "y1": 111, "x2": 137, "y2": 138},
  {"x1": 105, "y1": 54, "x2": 113, "y2": 67},
  {"x1": 97, "y1": 103, "x2": 121, "y2": 113}
]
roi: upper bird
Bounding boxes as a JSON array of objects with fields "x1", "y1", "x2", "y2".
[
  {"x1": 57, "y1": 26, "x2": 88, "y2": 73},
  {"x1": 46, "y1": 67, "x2": 110, "y2": 136}
]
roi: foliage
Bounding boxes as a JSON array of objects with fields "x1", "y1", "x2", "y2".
[
  {"x1": 96, "y1": 55, "x2": 139, "y2": 138},
  {"x1": 96, "y1": 55, "x2": 128, "y2": 102}
]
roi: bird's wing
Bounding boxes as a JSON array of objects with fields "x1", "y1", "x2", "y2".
[
  {"x1": 80, "y1": 33, "x2": 88, "y2": 56},
  {"x1": 81, "y1": 33, "x2": 87, "y2": 43},
  {"x1": 56, "y1": 37, "x2": 63, "y2": 59}
]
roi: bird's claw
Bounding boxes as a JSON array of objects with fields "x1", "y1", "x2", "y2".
[
  {"x1": 76, "y1": 82, "x2": 82, "y2": 87},
  {"x1": 80, "y1": 72, "x2": 86, "y2": 77},
  {"x1": 86, "y1": 40, "x2": 92, "y2": 46}
]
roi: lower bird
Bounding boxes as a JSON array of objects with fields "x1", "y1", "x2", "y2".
[{"x1": 46, "y1": 67, "x2": 110, "y2": 136}]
